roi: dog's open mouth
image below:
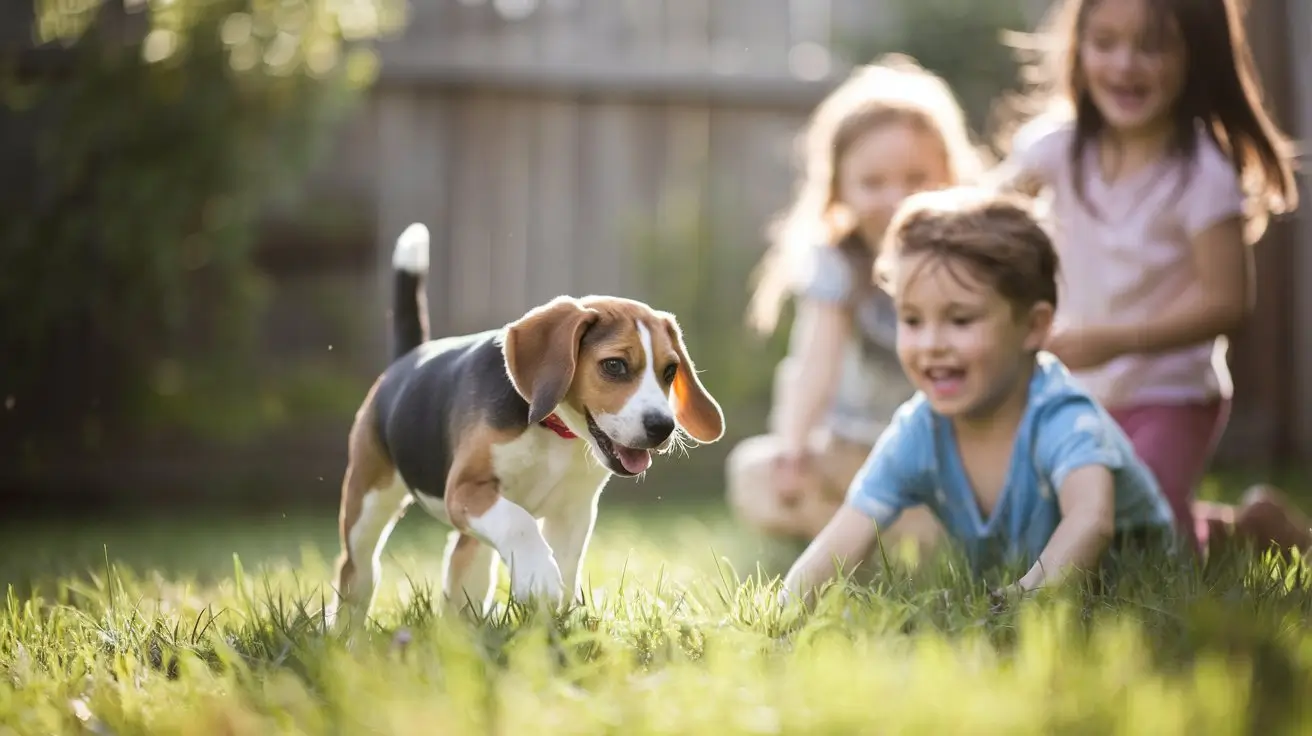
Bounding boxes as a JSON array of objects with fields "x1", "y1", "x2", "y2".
[{"x1": 585, "y1": 411, "x2": 652, "y2": 476}]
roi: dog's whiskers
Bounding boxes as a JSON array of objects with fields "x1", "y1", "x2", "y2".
[{"x1": 658, "y1": 428, "x2": 694, "y2": 459}]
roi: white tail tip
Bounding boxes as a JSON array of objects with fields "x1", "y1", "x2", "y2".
[{"x1": 392, "y1": 222, "x2": 430, "y2": 274}]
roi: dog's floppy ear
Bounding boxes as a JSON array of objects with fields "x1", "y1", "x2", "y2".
[
  {"x1": 504, "y1": 296, "x2": 599, "y2": 425},
  {"x1": 661, "y1": 314, "x2": 725, "y2": 443}
]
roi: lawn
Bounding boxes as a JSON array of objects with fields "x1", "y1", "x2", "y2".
[{"x1": 1, "y1": 500, "x2": 1310, "y2": 735}]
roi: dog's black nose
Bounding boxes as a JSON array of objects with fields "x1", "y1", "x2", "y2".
[{"x1": 643, "y1": 412, "x2": 676, "y2": 445}]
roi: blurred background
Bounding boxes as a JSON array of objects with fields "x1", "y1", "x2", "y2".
[{"x1": 0, "y1": 0, "x2": 1308, "y2": 544}]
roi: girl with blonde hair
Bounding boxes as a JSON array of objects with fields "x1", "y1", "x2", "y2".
[{"x1": 726, "y1": 54, "x2": 986, "y2": 548}]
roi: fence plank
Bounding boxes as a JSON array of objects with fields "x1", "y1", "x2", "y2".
[
  {"x1": 531, "y1": 98, "x2": 581, "y2": 305},
  {"x1": 367, "y1": 0, "x2": 898, "y2": 343},
  {"x1": 375, "y1": 87, "x2": 451, "y2": 349},
  {"x1": 1289, "y1": 0, "x2": 1312, "y2": 468},
  {"x1": 493, "y1": 95, "x2": 535, "y2": 325},
  {"x1": 712, "y1": 0, "x2": 791, "y2": 75},
  {"x1": 664, "y1": 0, "x2": 711, "y2": 69},
  {"x1": 447, "y1": 91, "x2": 500, "y2": 333},
  {"x1": 576, "y1": 102, "x2": 635, "y2": 297}
]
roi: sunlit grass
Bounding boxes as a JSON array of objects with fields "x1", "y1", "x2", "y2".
[{"x1": 2, "y1": 503, "x2": 1311, "y2": 734}]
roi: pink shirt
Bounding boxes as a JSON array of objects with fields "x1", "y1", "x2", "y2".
[{"x1": 1012, "y1": 119, "x2": 1246, "y2": 408}]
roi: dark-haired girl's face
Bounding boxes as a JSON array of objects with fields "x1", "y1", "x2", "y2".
[{"x1": 1079, "y1": 0, "x2": 1186, "y2": 136}]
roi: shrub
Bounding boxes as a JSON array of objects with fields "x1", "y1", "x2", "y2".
[{"x1": 0, "y1": 0, "x2": 403, "y2": 472}]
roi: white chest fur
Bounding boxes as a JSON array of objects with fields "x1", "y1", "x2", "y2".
[
  {"x1": 490, "y1": 428, "x2": 611, "y2": 516},
  {"x1": 413, "y1": 427, "x2": 610, "y2": 524}
]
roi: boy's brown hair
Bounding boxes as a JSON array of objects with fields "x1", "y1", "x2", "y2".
[{"x1": 876, "y1": 187, "x2": 1060, "y2": 314}]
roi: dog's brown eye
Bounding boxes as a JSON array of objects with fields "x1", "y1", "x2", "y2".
[
  {"x1": 663, "y1": 363, "x2": 678, "y2": 384},
  {"x1": 600, "y1": 358, "x2": 628, "y2": 378}
]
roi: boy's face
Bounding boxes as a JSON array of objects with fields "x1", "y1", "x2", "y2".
[{"x1": 893, "y1": 253, "x2": 1053, "y2": 420}]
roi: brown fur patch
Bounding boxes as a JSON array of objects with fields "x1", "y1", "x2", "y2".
[
  {"x1": 444, "y1": 421, "x2": 520, "y2": 530},
  {"x1": 503, "y1": 298, "x2": 598, "y2": 426},
  {"x1": 658, "y1": 313, "x2": 725, "y2": 443},
  {"x1": 565, "y1": 307, "x2": 658, "y2": 419}
]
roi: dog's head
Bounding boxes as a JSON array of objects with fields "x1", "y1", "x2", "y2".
[{"x1": 502, "y1": 295, "x2": 725, "y2": 477}]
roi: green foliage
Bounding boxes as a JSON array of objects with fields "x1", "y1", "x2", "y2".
[
  {"x1": 2, "y1": 507, "x2": 1311, "y2": 733},
  {"x1": 133, "y1": 356, "x2": 368, "y2": 443},
  {"x1": 0, "y1": 0, "x2": 402, "y2": 459},
  {"x1": 836, "y1": 0, "x2": 1037, "y2": 145}
]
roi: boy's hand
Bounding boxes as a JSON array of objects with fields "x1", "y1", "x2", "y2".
[
  {"x1": 780, "y1": 505, "x2": 879, "y2": 611},
  {"x1": 988, "y1": 582, "x2": 1027, "y2": 614}
]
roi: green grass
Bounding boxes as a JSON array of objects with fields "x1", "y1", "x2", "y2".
[{"x1": 2, "y1": 502, "x2": 1311, "y2": 735}]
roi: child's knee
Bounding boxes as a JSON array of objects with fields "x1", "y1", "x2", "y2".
[
  {"x1": 1232, "y1": 484, "x2": 1312, "y2": 555},
  {"x1": 726, "y1": 436, "x2": 777, "y2": 497},
  {"x1": 726, "y1": 437, "x2": 843, "y2": 538},
  {"x1": 726, "y1": 438, "x2": 788, "y2": 519},
  {"x1": 733, "y1": 489, "x2": 827, "y2": 539}
]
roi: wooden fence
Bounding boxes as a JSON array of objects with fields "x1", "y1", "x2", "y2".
[
  {"x1": 370, "y1": 89, "x2": 800, "y2": 333},
  {"x1": 364, "y1": 0, "x2": 909, "y2": 339},
  {"x1": 1290, "y1": 0, "x2": 1312, "y2": 467}
]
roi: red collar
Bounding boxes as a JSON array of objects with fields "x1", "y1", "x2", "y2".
[{"x1": 539, "y1": 413, "x2": 578, "y2": 439}]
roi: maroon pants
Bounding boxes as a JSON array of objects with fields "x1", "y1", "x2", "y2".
[{"x1": 1108, "y1": 399, "x2": 1230, "y2": 555}]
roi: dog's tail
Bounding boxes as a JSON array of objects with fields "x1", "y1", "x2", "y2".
[{"x1": 391, "y1": 222, "x2": 430, "y2": 361}]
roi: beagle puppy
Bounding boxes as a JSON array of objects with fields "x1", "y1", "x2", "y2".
[{"x1": 328, "y1": 223, "x2": 725, "y2": 630}]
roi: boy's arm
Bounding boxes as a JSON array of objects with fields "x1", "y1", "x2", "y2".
[
  {"x1": 1010, "y1": 394, "x2": 1128, "y2": 597},
  {"x1": 781, "y1": 504, "x2": 884, "y2": 605},
  {"x1": 1013, "y1": 465, "x2": 1116, "y2": 592},
  {"x1": 780, "y1": 402, "x2": 929, "y2": 606}
]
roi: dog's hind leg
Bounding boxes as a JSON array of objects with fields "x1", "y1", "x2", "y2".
[
  {"x1": 329, "y1": 393, "x2": 411, "y2": 633},
  {"x1": 440, "y1": 531, "x2": 500, "y2": 618},
  {"x1": 332, "y1": 481, "x2": 411, "y2": 632}
]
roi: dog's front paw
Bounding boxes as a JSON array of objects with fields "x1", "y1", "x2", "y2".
[
  {"x1": 776, "y1": 586, "x2": 795, "y2": 609},
  {"x1": 506, "y1": 553, "x2": 565, "y2": 607},
  {"x1": 325, "y1": 596, "x2": 369, "y2": 640}
]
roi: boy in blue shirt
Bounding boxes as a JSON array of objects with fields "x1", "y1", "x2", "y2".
[{"x1": 781, "y1": 187, "x2": 1174, "y2": 604}]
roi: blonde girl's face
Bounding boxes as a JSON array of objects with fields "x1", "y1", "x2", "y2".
[
  {"x1": 835, "y1": 122, "x2": 953, "y2": 248},
  {"x1": 1079, "y1": 0, "x2": 1187, "y2": 135}
]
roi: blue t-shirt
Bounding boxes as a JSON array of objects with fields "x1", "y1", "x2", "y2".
[{"x1": 846, "y1": 353, "x2": 1174, "y2": 572}]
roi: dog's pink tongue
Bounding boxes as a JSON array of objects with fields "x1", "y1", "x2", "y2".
[{"x1": 615, "y1": 446, "x2": 652, "y2": 474}]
